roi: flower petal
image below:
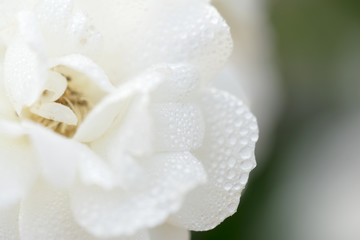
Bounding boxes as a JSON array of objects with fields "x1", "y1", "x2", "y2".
[
  {"x1": 3, "y1": 10, "x2": 47, "y2": 114},
  {"x1": 30, "y1": 102, "x2": 78, "y2": 125},
  {"x1": 73, "y1": 0, "x2": 150, "y2": 84},
  {"x1": 0, "y1": 204, "x2": 20, "y2": 240},
  {"x1": 0, "y1": 119, "x2": 23, "y2": 138},
  {"x1": 78, "y1": 152, "x2": 114, "y2": 190},
  {"x1": 41, "y1": 70, "x2": 67, "y2": 102},
  {"x1": 75, "y1": 1, "x2": 232, "y2": 85},
  {"x1": 70, "y1": 152, "x2": 206, "y2": 238},
  {"x1": 169, "y1": 89, "x2": 258, "y2": 230},
  {"x1": 131, "y1": 3, "x2": 233, "y2": 84},
  {"x1": 151, "y1": 103, "x2": 204, "y2": 152},
  {"x1": 74, "y1": 66, "x2": 164, "y2": 143},
  {"x1": 149, "y1": 224, "x2": 189, "y2": 240},
  {"x1": 35, "y1": 0, "x2": 102, "y2": 57},
  {"x1": 19, "y1": 181, "x2": 96, "y2": 240},
  {"x1": 35, "y1": 0, "x2": 73, "y2": 29},
  {"x1": 151, "y1": 64, "x2": 199, "y2": 103},
  {"x1": 23, "y1": 121, "x2": 103, "y2": 188},
  {"x1": 19, "y1": 181, "x2": 149, "y2": 240},
  {"x1": 51, "y1": 54, "x2": 114, "y2": 92},
  {"x1": 0, "y1": 60, "x2": 18, "y2": 121},
  {"x1": 0, "y1": 137, "x2": 37, "y2": 208}
]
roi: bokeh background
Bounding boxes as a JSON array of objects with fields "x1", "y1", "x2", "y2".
[{"x1": 193, "y1": 0, "x2": 360, "y2": 239}]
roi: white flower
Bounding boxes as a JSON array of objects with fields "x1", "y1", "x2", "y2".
[{"x1": 0, "y1": 0, "x2": 258, "y2": 239}]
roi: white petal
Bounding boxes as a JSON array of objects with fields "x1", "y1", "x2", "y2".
[
  {"x1": 78, "y1": 153, "x2": 114, "y2": 190},
  {"x1": 23, "y1": 121, "x2": 102, "y2": 188},
  {"x1": 169, "y1": 89, "x2": 258, "y2": 230},
  {"x1": 70, "y1": 152, "x2": 206, "y2": 238},
  {"x1": 0, "y1": 204, "x2": 20, "y2": 240},
  {"x1": 130, "y1": 3, "x2": 233, "y2": 84},
  {"x1": 0, "y1": 119, "x2": 24, "y2": 137},
  {"x1": 151, "y1": 103, "x2": 204, "y2": 152},
  {"x1": 30, "y1": 102, "x2": 78, "y2": 125},
  {"x1": 108, "y1": 96, "x2": 153, "y2": 157},
  {"x1": 19, "y1": 182, "x2": 150, "y2": 240},
  {"x1": 4, "y1": 38, "x2": 47, "y2": 114},
  {"x1": 149, "y1": 224, "x2": 189, "y2": 240},
  {"x1": 65, "y1": 11, "x2": 103, "y2": 56},
  {"x1": 35, "y1": 0, "x2": 73, "y2": 30},
  {"x1": 41, "y1": 70, "x2": 67, "y2": 102},
  {"x1": 151, "y1": 64, "x2": 200, "y2": 103},
  {"x1": 19, "y1": 181, "x2": 98, "y2": 240},
  {"x1": 74, "y1": 66, "x2": 164, "y2": 142},
  {"x1": 3, "y1": 10, "x2": 47, "y2": 114},
  {"x1": 73, "y1": 0, "x2": 150, "y2": 84},
  {"x1": 51, "y1": 54, "x2": 114, "y2": 92},
  {"x1": 89, "y1": 97, "x2": 154, "y2": 188},
  {"x1": 75, "y1": 1, "x2": 231, "y2": 85},
  {"x1": 0, "y1": 59, "x2": 18, "y2": 121},
  {"x1": 17, "y1": 11, "x2": 46, "y2": 58},
  {"x1": 35, "y1": 0, "x2": 102, "y2": 57},
  {"x1": 0, "y1": 137, "x2": 37, "y2": 208}
]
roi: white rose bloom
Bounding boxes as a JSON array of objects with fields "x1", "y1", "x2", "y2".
[{"x1": 0, "y1": 0, "x2": 258, "y2": 239}]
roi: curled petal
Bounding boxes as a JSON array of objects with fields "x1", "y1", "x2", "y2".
[
  {"x1": 169, "y1": 89, "x2": 258, "y2": 230},
  {"x1": 30, "y1": 102, "x2": 78, "y2": 125},
  {"x1": 41, "y1": 70, "x2": 67, "y2": 102},
  {"x1": 70, "y1": 152, "x2": 206, "y2": 238}
]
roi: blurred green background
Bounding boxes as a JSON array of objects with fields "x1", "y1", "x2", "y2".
[{"x1": 192, "y1": 0, "x2": 360, "y2": 239}]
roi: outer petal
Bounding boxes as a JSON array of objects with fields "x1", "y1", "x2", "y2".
[
  {"x1": 75, "y1": 1, "x2": 232, "y2": 85},
  {"x1": 19, "y1": 181, "x2": 149, "y2": 240},
  {"x1": 150, "y1": 64, "x2": 199, "y2": 103},
  {"x1": 35, "y1": 0, "x2": 73, "y2": 30},
  {"x1": 151, "y1": 103, "x2": 204, "y2": 152},
  {"x1": 23, "y1": 121, "x2": 103, "y2": 188},
  {"x1": 131, "y1": 2, "x2": 233, "y2": 84},
  {"x1": 149, "y1": 224, "x2": 189, "y2": 240},
  {"x1": 70, "y1": 152, "x2": 206, "y2": 238},
  {"x1": 35, "y1": 0, "x2": 102, "y2": 57},
  {"x1": 169, "y1": 89, "x2": 258, "y2": 230},
  {"x1": 0, "y1": 204, "x2": 20, "y2": 240},
  {"x1": 0, "y1": 137, "x2": 37, "y2": 208}
]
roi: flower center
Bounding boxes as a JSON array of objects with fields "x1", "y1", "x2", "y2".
[{"x1": 29, "y1": 79, "x2": 92, "y2": 138}]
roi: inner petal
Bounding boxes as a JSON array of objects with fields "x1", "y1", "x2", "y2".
[{"x1": 27, "y1": 70, "x2": 93, "y2": 138}]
